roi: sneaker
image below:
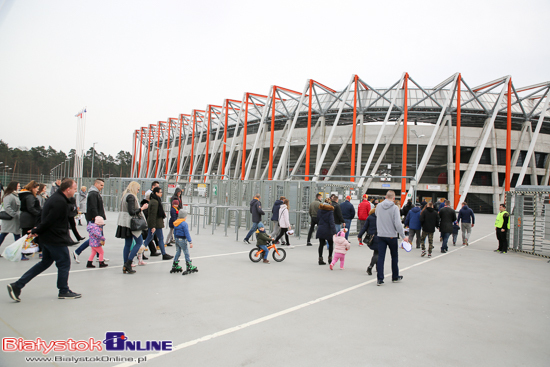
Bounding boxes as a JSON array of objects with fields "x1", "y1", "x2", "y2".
[
  {"x1": 421, "y1": 251, "x2": 426, "y2": 257},
  {"x1": 243, "y1": 239, "x2": 251, "y2": 245},
  {"x1": 274, "y1": 241, "x2": 280, "y2": 245},
  {"x1": 366, "y1": 266, "x2": 372, "y2": 275},
  {"x1": 95, "y1": 258, "x2": 109, "y2": 262},
  {"x1": 7, "y1": 283, "x2": 21, "y2": 302},
  {"x1": 58, "y1": 290, "x2": 82, "y2": 299},
  {"x1": 428, "y1": 253, "x2": 432, "y2": 258},
  {"x1": 306, "y1": 242, "x2": 312, "y2": 246},
  {"x1": 150, "y1": 252, "x2": 161, "y2": 256},
  {"x1": 263, "y1": 259, "x2": 270, "y2": 264},
  {"x1": 162, "y1": 254, "x2": 174, "y2": 260},
  {"x1": 21, "y1": 256, "x2": 29, "y2": 261},
  {"x1": 441, "y1": 249, "x2": 447, "y2": 253},
  {"x1": 502, "y1": 251, "x2": 507, "y2": 254},
  {"x1": 330, "y1": 263, "x2": 334, "y2": 270},
  {"x1": 377, "y1": 280, "x2": 384, "y2": 286},
  {"x1": 453, "y1": 242, "x2": 456, "y2": 246},
  {"x1": 494, "y1": 250, "x2": 500, "y2": 253},
  {"x1": 392, "y1": 276, "x2": 403, "y2": 283},
  {"x1": 72, "y1": 251, "x2": 80, "y2": 264}
]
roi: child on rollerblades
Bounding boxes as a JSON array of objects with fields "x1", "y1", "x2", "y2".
[
  {"x1": 330, "y1": 229, "x2": 350, "y2": 270},
  {"x1": 86, "y1": 216, "x2": 108, "y2": 268},
  {"x1": 256, "y1": 222, "x2": 273, "y2": 264},
  {"x1": 171, "y1": 210, "x2": 197, "y2": 274}
]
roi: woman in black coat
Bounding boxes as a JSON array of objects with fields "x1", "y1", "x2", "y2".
[
  {"x1": 358, "y1": 208, "x2": 378, "y2": 275},
  {"x1": 19, "y1": 181, "x2": 41, "y2": 259},
  {"x1": 316, "y1": 199, "x2": 337, "y2": 265}
]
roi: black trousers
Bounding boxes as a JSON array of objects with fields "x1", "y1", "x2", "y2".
[
  {"x1": 496, "y1": 228, "x2": 508, "y2": 252},
  {"x1": 307, "y1": 217, "x2": 318, "y2": 243},
  {"x1": 318, "y1": 238, "x2": 333, "y2": 259},
  {"x1": 274, "y1": 228, "x2": 290, "y2": 245}
]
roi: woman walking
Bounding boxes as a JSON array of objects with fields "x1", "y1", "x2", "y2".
[
  {"x1": 0, "y1": 182, "x2": 21, "y2": 253},
  {"x1": 78, "y1": 186, "x2": 87, "y2": 226},
  {"x1": 316, "y1": 199, "x2": 337, "y2": 265},
  {"x1": 19, "y1": 181, "x2": 42, "y2": 260},
  {"x1": 358, "y1": 208, "x2": 378, "y2": 275},
  {"x1": 115, "y1": 181, "x2": 149, "y2": 274},
  {"x1": 37, "y1": 184, "x2": 48, "y2": 208},
  {"x1": 143, "y1": 187, "x2": 173, "y2": 260},
  {"x1": 273, "y1": 199, "x2": 291, "y2": 246}
]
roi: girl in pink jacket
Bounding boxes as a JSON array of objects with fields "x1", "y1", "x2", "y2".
[{"x1": 330, "y1": 230, "x2": 350, "y2": 270}]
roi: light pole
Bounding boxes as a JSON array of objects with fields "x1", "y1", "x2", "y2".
[
  {"x1": 4, "y1": 166, "x2": 11, "y2": 183},
  {"x1": 411, "y1": 130, "x2": 425, "y2": 204},
  {"x1": 91, "y1": 142, "x2": 98, "y2": 178}
]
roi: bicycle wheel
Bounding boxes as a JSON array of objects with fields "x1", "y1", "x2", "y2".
[
  {"x1": 272, "y1": 248, "x2": 286, "y2": 262},
  {"x1": 249, "y1": 248, "x2": 263, "y2": 262}
]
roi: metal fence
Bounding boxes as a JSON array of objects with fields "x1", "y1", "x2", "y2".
[{"x1": 507, "y1": 185, "x2": 550, "y2": 259}]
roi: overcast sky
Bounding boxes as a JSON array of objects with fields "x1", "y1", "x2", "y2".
[{"x1": 0, "y1": 0, "x2": 548, "y2": 157}]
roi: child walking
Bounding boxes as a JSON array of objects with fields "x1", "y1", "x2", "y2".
[
  {"x1": 171, "y1": 210, "x2": 198, "y2": 275},
  {"x1": 86, "y1": 216, "x2": 108, "y2": 268},
  {"x1": 330, "y1": 229, "x2": 350, "y2": 270},
  {"x1": 452, "y1": 221, "x2": 460, "y2": 246}
]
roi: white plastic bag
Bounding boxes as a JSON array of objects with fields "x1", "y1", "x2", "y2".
[
  {"x1": 400, "y1": 240, "x2": 412, "y2": 252},
  {"x1": 2, "y1": 235, "x2": 28, "y2": 262}
]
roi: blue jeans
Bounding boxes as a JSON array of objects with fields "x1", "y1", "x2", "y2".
[
  {"x1": 123, "y1": 235, "x2": 144, "y2": 263},
  {"x1": 174, "y1": 237, "x2": 190, "y2": 263},
  {"x1": 14, "y1": 243, "x2": 71, "y2": 294},
  {"x1": 143, "y1": 228, "x2": 165, "y2": 255},
  {"x1": 258, "y1": 244, "x2": 269, "y2": 259},
  {"x1": 343, "y1": 219, "x2": 352, "y2": 240},
  {"x1": 377, "y1": 236, "x2": 399, "y2": 282},
  {"x1": 245, "y1": 222, "x2": 260, "y2": 241},
  {"x1": 0, "y1": 233, "x2": 21, "y2": 247},
  {"x1": 441, "y1": 232, "x2": 451, "y2": 251}
]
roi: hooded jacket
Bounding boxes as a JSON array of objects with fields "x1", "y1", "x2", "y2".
[
  {"x1": 278, "y1": 204, "x2": 290, "y2": 228},
  {"x1": 404, "y1": 206, "x2": 422, "y2": 230},
  {"x1": 420, "y1": 207, "x2": 440, "y2": 233},
  {"x1": 173, "y1": 210, "x2": 192, "y2": 241},
  {"x1": 457, "y1": 205, "x2": 475, "y2": 224},
  {"x1": 256, "y1": 231, "x2": 272, "y2": 247},
  {"x1": 271, "y1": 200, "x2": 284, "y2": 221},
  {"x1": 438, "y1": 206, "x2": 457, "y2": 234},
  {"x1": 333, "y1": 234, "x2": 351, "y2": 254},
  {"x1": 375, "y1": 199, "x2": 406, "y2": 238},
  {"x1": 357, "y1": 200, "x2": 371, "y2": 221},
  {"x1": 19, "y1": 190, "x2": 41, "y2": 229},
  {"x1": 249, "y1": 198, "x2": 265, "y2": 223},
  {"x1": 86, "y1": 185, "x2": 105, "y2": 222},
  {"x1": 316, "y1": 203, "x2": 337, "y2": 240}
]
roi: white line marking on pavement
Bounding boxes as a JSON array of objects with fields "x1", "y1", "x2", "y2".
[{"x1": 113, "y1": 232, "x2": 494, "y2": 367}]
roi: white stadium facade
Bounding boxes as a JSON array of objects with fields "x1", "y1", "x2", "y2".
[{"x1": 130, "y1": 73, "x2": 550, "y2": 214}]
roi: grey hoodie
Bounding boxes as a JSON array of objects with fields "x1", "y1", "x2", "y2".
[{"x1": 375, "y1": 199, "x2": 406, "y2": 239}]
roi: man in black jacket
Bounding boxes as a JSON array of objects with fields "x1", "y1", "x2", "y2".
[
  {"x1": 330, "y1": 194, "x2": 345, "y2": 233},
  {"x1": 73, "y1": 178, "x2": 106, "y2": 263},
  {"x1": 8, "y1": 179, "x2": 81, "y2": 301},
  {"x1": 243, "y1": 193, "x2": 265, "y2": 244},
  {"x1": 438, "y1": 200, "x2": 457, "y2": 253}
]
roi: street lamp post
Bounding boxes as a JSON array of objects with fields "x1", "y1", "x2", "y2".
[
  {"x1": 411, "y1": 130, "x2": 425, "y2": 204},
  {"x1": 91, "y1": 142, "x2": 98, "y2": 178}
]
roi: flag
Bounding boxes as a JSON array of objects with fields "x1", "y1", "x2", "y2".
[{"x1": 75, "y1": 108, "x2": 86, "y2": 118}]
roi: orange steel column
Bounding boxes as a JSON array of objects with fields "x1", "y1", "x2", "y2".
[
  {"x1": 204, "y1": 108, "x2": 212, "y2": 182},
  {"x1": 176, "y1": 115, "x2": 183, "y2": 182},
  {"x1": 155, "y1": 121, "x2": 161, "y2": 178},
  {"x1": 222, "y1": 101, "x2": 228, "y2": 179},
  {"x1": 305, "y1": 80, "x2": 313, "y2": 182},
  {"x1": 505, "y1": 79, "x2": 512, "y2": 192},
  {"x1": 165, "y1": 119, "x2": 171, "y2": 177},
  {"x1": 351, "y1": 75, "x2": 358, "y2": 182},
  {"x1": 268, "y1": 86, "x2": 276, "y2": 181},
  {"x1": 189, "y1": 112, "x2": 196, "y2": 182},
  {"x1": 400, "y1": 74, "x2": 409, "y2": 204},
  {"x1": 454, "y1": 74, "x2": 461, "y2": 208},
  {"x1": 241, "y1": 94, "x2": 250, "y2": 181}
]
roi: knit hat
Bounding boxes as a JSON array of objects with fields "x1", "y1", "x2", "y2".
[
  {"x1": 178, "y1": 210, "x2": 188, "y2": 219},
  {"x1": 95, "y1": 216, "x2": 105, "y2": 226},
  {"x1": 363, "y1": 194, "x2": 368, "y2": 199},
  {"x1": 172, "y1": 200, "x2": 179, "y2": 206},
  {"x1": 257, "y1": 222, "x2": 264, "y2": 229}
]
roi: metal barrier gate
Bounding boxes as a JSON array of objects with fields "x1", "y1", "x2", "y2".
[{"x1": 508, "y1": 185, "x2": 550, "y2": 259}]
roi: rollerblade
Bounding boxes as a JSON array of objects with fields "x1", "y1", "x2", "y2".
[
  {"x1": 170, "y1": 261, "x2": 183, "y2": 273},
  {"x1": 182, "y1": 261, "x2": 198, "y2": 275}
]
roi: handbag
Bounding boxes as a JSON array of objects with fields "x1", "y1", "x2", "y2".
[
  {"x1": 0, "y1": 211, "x2": 13, "y2": 220},
  {"x1": 130, "y1": 214, "x2": 148, "y2": 231}
]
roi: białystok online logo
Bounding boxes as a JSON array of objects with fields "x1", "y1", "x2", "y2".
[{"x1": 2, "y1": 332, "x2": 172, "y2": 354}]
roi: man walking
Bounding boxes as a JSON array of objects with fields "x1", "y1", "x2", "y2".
[
  {"x1": 340, "y1": 196, "x2": 355, "y2": 240},
  {"x1": 404, "y1": 202, "x2": 422, "y2": 249},
  {"x1": 494, "y1": 203, "x2": 510, "y2": 254},
  {"x1": 457, "y1": 201, "x2": 475, "y2": 246},
  {"x1": 145, "y1": 181, "x2": 159, "y2": 199},
  {"x1": 243, "y1": 193, "x2": 264, "y2": 244},
  {"x1": 357, "y1": 194, "x2": 371, "y2": 230},
  {"x1": 330, "y1": 194, "x2": 345, "y2": 233},
  {"x1": 72, "y1": 179, "x2": 106, "y2": 263},
  {"x1": 271, "y1": 196, "x2": 285, "y2": 244},
  {"x1": 8, "y1": 179, "x2": 81, "y2": 301},
  {"x1": 375, "y1": 190, "x2": 409, "y2": 286},
  {"x1": 307, "y1": 193, "x2": 322, "y2": 246},
  {"x1": 438, "y1": 200, "x2": 456, "y2": 253},
  {"x1": 420, "y1": 202, "x2": 439, "y2": 258}
]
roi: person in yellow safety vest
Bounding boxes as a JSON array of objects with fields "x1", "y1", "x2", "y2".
[{"x1": 494, "y1": 203, "x2": 510, "y2": 254}]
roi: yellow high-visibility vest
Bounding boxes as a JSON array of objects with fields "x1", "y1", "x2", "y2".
[{"x1": 495, "y1": 211, "x2": 510, "y2": 229}]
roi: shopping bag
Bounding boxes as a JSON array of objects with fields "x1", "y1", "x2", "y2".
[
  {"x1": 21, "y1": 237, "x2": 39, "y2": 254},
  {"x1": 2, "y1": 235, "x2": 28, "y2": 262},
  {"x1": 400, "y1": 240, "x2": 412, "y2": 252}
]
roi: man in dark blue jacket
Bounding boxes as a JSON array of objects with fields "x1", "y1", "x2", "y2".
[
  {"x1": 270, "y1": 196, "x2": 285, "y2": 244},
  {"x1": 340, "y1": 196, "x2": 355, "y2": 240},
  {"x1": 8, "y1": 179, "x2": 81, "y2": 302},
  {"x1": 404, "y1": 203, "x2": 423, "y2": 248},
  {"x1": 457, "y1": 202, "x2": 475, "y2": 245},
  {"x1": 243, "y1": 193, "x2": 265, "y2": 244}
]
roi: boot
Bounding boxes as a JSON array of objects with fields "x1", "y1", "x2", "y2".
[
  {"x1": 122, "y1": 260, "x2": 136, "y2": 274},
  {"x1": 162, "y1": 253, "x2": 174, "y2": 260},
  {"x1": 328, "y1": 256, "x2": 332, "y2": 264},
  {"x1": 99, "y1": 261, "x2": 108, "y2": 268},
  {"x1": 86, "y1": 261, "x2": 96, "y2": 268},
  {"x1": 366, "y1": 266, "x2": 372, "y2": 275},
  {"x1": 318, "y1": 257, "x2": 326, "y2": 265},
  {"x1": 137, "y1": 253, "x2": 147, "y2": 266}
]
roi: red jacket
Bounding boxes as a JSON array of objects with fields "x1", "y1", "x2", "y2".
[{"x1": 358, "y1": 200, "x2": 371, "y2": 221}]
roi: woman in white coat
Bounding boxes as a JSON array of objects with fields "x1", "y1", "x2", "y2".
[
  {"x1": 273, "y1": 199, "x2": 291, "y2": 246},
  {"x1": 0, "y1": 182, "x2": 21, "y2": 252}
]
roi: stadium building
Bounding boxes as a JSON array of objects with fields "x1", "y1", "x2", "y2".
[{"x1": 129, "y1": 73, "x2": 550, "y2": 214}]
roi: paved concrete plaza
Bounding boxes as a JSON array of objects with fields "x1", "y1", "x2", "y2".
[{"x1": 0, "y1": 212, "x2": 549, "y2": 367}]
